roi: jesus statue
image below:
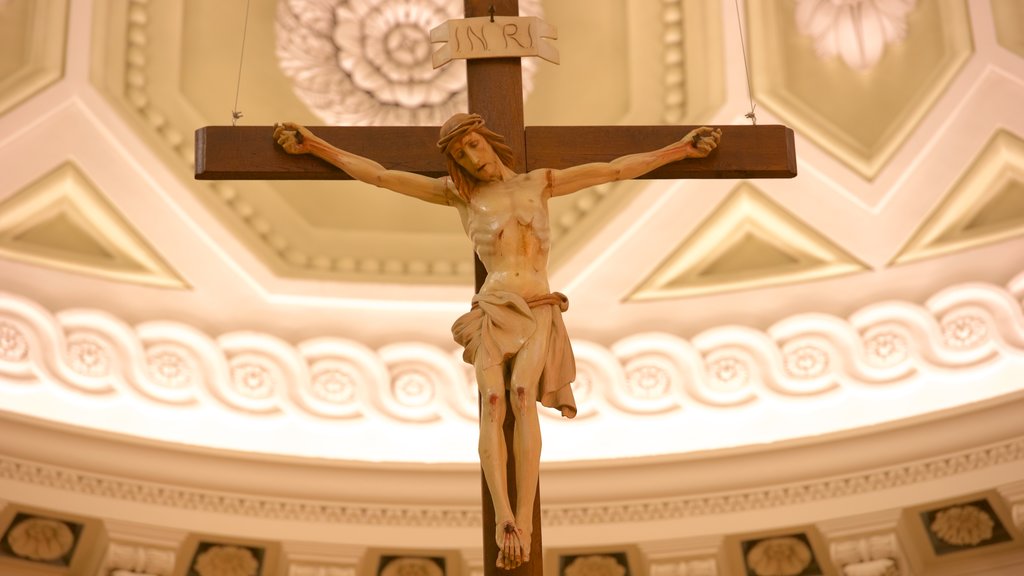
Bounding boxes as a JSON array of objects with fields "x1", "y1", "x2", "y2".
[{"x1": 273, "y1": 114, "x2": 720, "y2": 568}]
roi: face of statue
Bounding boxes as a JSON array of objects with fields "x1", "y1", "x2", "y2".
[{"x1": 451, "y1": 131, "x2": 501, "y2": 182}]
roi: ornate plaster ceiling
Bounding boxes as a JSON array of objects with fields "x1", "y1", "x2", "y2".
[
  {"x1": 0, "y1": 0, "x2": 1018, "y2": 461},
  {"x1": 1, "y1": 0, "x2": 1023, "y2": 572}
]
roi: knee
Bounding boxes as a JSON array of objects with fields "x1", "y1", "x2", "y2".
[
  {"x1": 482, "y1": 392, "x2": 504, "y2": 416},
  {"x1": 509, "y1": 386, "x2": 528, "y2": 414}
]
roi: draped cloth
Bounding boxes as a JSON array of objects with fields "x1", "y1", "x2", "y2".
[{"x1": 452, "y1": 291, "x2": 577, "y2": 419}]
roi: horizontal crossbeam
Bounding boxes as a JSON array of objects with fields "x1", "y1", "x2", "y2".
[{"x1": 194, "y1": 124, "x2": 797, "y2": 181}]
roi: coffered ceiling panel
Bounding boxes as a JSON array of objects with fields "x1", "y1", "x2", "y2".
[
  {"x1": 747, "y1": 0, "x2": 973, "y2": 180},
  {"x1": 992, "y1": 0, "x2": 1024, "y2": 59},
  {"x1": 0, "y1": 0, "x2": 67, "y2": 117}
]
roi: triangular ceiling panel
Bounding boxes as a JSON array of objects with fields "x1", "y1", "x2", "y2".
[
  {"x1": 894, "y1": 130, "x2": 1024, "y2": 264},
  {"x1": 0, "y1": 162, "x2": 187, "y2": 288},
  {"x1": 630, "y1": 184, "x2": 867, "y2": 300}
]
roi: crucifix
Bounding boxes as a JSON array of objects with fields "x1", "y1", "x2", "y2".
[{"x1": 195, "y1": 1, "x2": 795, "y2": 573}]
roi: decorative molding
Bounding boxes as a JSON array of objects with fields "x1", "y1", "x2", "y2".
[
  {"x1": 660, "y1": 0, "x2": 687, "y2": 124},
  {"x1": 743, "y1": 535, "x2": 814, "y2": 576},
  {"x1": 378, "y1": 557, "x2": 445, "y2": 576},
  {"x1": 541, "y1": 437, "x2": 1024, "y2": 527},
  {"x1": 639, "y1": 536, "x2": 721, "y2": 576},
  {"x1": 102, "y1": 542, "x2": 177, "y2": 576},
  {"x1": 0, "y1": 455, "x2": 479, "y2": 527},
  {"x1": 4, "y1": 515, "x2": 76, "y2": 562},
  {"x1": 819, "y1": 509, "x2": 906, "y2": 576},
  {"x1": 116, "y1": 0, "x2": 192, "y2": 168},
  {"x1": 926, "y1": 502, "x2": 1001, "y2": 548},
  {"x1": 282, "y1": 540, "x2": 362, "y2": 576},
  {"x1": 1, "y1": 435, "x2": 1022, "y2": 529},
  {"x1": 1, "y1": 270, "x2": 1022, "y2": 424},
  {"x1": 561, "y1": 554, "x2": 627, "y2": 576},
  {"x1": 101, "y1": 518, "x2": 187, "y2": 576},
  {"x1": 995, "y1": 481, "x2": 1024, "y2": 531},
  {"x1": 830, "y1": 535, "x2": 902, "y2": 576},
  {"x1": 649, "y1": 559, "x2": 717, "y2": 576},
  {"x1": 289, "y1": 566, "x2": 357, "y2": 576},
  {"x1": 190, "y1": 544, "x2": 262, "y2": 576}
]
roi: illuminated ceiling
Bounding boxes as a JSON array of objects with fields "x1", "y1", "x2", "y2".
[{"x1": 0, "y1": 0, "x2": 1023, "y2": 572}]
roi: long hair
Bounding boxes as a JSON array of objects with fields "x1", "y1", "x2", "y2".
[{"x1": 437, "y1": 113, "x2": 515, "y2": 201}]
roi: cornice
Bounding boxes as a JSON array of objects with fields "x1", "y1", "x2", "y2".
[{"x1": 2, "y1": 392, "x2": 1023, "y2": 531}]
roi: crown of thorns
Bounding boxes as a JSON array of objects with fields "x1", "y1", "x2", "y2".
[{"x1": 437, "y1": 113, "x2": 487, "y2": 153}]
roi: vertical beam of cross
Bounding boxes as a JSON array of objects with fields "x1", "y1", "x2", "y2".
[{"x1": 463, "y1": 2, "x2": 544, "y2": 573}]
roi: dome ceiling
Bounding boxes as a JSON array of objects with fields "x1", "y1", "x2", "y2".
[
  {"x1": 1, "y1": 0, "x2": 1024, "y2": 572},
  {"x1": 0, "y1": 0, "x2": 1020, "y2": 474},
  {"x1": 0, "y1": 0, "x2": 1022, "y2": 464}
]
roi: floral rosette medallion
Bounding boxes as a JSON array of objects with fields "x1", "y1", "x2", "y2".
[{"x1": 276, "y1": 0, "x2": 541, "y2": 126}]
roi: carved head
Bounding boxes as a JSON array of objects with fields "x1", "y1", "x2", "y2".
[{"x1": 437, "y1": 113, "x2": 515, "y2": 200}]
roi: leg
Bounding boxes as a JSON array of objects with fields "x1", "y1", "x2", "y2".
[
  {"x1": 504, "y1": 308, "x2": 553, "y2": 567},
  {"x1": 476, "y1": 363, "x2": 520, "y2": 565}
]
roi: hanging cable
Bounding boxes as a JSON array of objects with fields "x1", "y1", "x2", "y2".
[
  {"x1": 231, "y1": 0, "x2": 252, "y2": 126},
  {"x1": 733, "y1": 0, "x2": 757, "y2": 126}
]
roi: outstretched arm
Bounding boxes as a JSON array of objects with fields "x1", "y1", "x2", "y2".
[
  {"x1": 273, "y1": 122, "x2": 450, "y2": 205},
  {"x1": 545, "y1": 126, "x2": 721, "y2": 197}
]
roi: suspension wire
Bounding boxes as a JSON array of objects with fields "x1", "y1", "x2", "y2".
[
  {"x1": 733, "y1": 0, "x2": 757, "y2": 126},
  {"x1": 231, "y1": 0, "x2": 252, "y2": 126}
]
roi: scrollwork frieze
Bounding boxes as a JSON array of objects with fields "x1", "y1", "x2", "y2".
[{"x1": 1, "y1": 273, "x2": 1022, "y2": 423}]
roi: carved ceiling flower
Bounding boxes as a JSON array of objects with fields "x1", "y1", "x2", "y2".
[
  {"x1": 276, "y1": 0, "x2": 540, "y2": 125},
  {"x1": 625, "y1": 364, "x2": 671, "y2": 399},
  {"x1": 6, "y1": 517, "x2": 75, "y2": 562},
  {"x1": 229, "y1": 358, "x2": 279, "y2": 399},
  {"x1": 310, "y1": 366, "x2": 357, "y2": 404},
  {"x1": 708, "y1": 355, "x2": 750, "y2": 392},
  {"x1": 193, "y1": 545, "x2": 259, "y2": 576},
  {"x1": 930, "y1": 504, "x2": 995, "y2": 547},
  {"x1": 784, "y1": 345, "x2": 829, "y2": 379},
  {"x1": 0, "y1": 321, "x2": 28, "y2": 362},
  {"x1": 146, "y1": 346, "x2": 196, "y2": 389},
  {"x1": 67, "y1": 334, "x2": 111, "y2": 377},
  {"x1": 564, "y1": 555, "x2": 627, "y2": 576},
  {"x1": 392, "y1": 368, "x2": 436, "y2": 407},
  {"x1": 795, "y1": 0, "x2": 918, "y2": 70},
  {"x1": 941, "y1": 315, "x2": 988, "y2": 349},
  {"x1": 746, "y1": 536, "x2": 813, "y2": 576},
  {"x1": 863, "y1": 330, "x2": 908, "y2": 367}
]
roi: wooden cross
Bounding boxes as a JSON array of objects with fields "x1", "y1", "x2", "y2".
[{"x1": 194, "y1": 1, "x2": 796, "y2": 573}]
